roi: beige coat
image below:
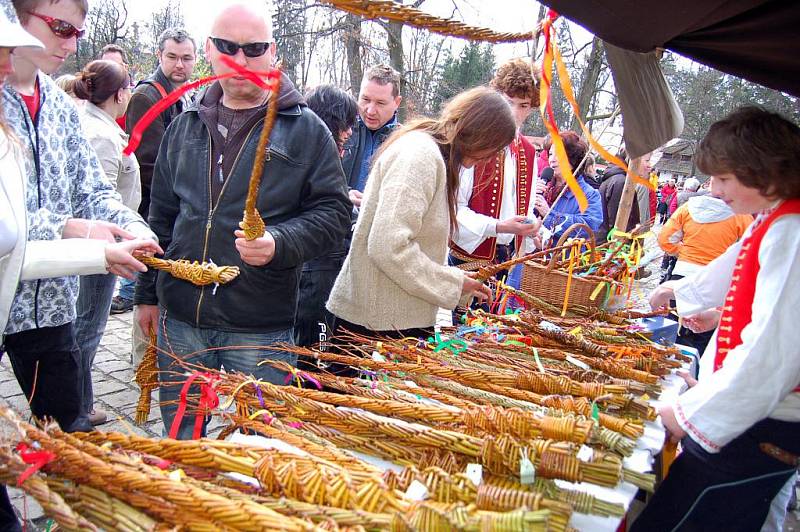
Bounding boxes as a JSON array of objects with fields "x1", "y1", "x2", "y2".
[
  {"x1": 0, "y1": 132, "x2": 106, "y2": 329},
  {"x1": 81, "y1": 102, "x2": 141, "y2": 211},
  {"x1": 327, "y1": 131, "x2": 464, "y2": 330}
]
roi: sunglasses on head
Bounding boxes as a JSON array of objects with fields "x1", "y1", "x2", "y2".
[
  {"x1": 28, "y1": 12, "x2": 86, "y2": 39},
  {"x1": 210, "y1": 37, "x2": 271, "y2": 58}
]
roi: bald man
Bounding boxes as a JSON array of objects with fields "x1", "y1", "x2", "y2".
[{"x1": 134, "y1": 3, "x2": 350, "y2": 439}]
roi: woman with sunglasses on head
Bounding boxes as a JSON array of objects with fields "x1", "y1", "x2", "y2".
[
  {"x1": 327, "y1": 87, "x2": 514, "y2": 337},
  {"x1": 71, "y1": 59, "x2": 142, "y2": 426},
  {"x1": 0, "y1": 4, "x2": 159, "y2": 529}
]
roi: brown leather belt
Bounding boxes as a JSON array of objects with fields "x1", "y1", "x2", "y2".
[{"x1": 760, "y1": 443, "x2": 800, "y2": 467}]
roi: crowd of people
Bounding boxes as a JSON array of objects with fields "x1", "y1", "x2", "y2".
[{"x1": 0, "y1": 0, "x2": 797, "y2": 530}]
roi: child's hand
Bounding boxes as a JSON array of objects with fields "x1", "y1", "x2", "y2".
[
  {"x1": 683, "y1": 309, "x2": 722, "y2": 333},
  {"x1": 677, "y1": 370, "x2": 698, "y2": 388},
  {"x1": 659, "y1": 405, "x2": 688, "y2": 443}
]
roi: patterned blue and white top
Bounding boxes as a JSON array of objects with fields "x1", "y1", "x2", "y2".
[{"x1": 2, "y1": 73, "x2": 151, "y2": 334}]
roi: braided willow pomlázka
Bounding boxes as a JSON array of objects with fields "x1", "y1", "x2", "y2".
[
  {"x1": 133, "y1": 329, "x2": 158, "y2": 424},
  {"x1": 134, "y1": 253, "x2": 240, "y2": 286},
  {"x1": 240, "y1": 74, "x2": 281, "y2": 241}
]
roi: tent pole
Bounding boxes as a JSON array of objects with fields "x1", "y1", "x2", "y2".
[{"x1": 613, "y1": 156, "x2": 645, "y2": 233}]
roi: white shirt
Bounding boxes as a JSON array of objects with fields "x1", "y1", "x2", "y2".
[
  {"x1": 454, "y1": 146, "x2": 539, "y2": 253},
  {"x1": 668, "y1": 212, "x2": 800, "y2": 453}
]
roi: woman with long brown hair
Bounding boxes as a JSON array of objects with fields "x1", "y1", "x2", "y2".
[{"x1": 327, "y1": 86, "x2": 516, "y2": 336}]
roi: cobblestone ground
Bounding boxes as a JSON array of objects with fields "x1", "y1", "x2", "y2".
[{"x1": 1, "y1": 224, "x2": 796, "y2": 529}]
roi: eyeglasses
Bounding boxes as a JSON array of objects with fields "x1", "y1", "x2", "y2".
[
  {"x1": 209, "y1": 37, "x2": 271, "y2": 58},
  {"x1": 28, "y1": 12, "x2": 85, "y2": 40}
]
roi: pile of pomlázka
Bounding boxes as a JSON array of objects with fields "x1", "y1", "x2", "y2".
[{"x1": 2, "y1": 306, "x2": 684, "y2": 531}]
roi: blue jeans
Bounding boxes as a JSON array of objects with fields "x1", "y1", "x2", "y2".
[
  {"x1": 117, "y1": 275, "x2": 136, "y2": 301},
  {"x1": 74, "y1": 272, "x2": 117, "y2": 412},
  {"x1": 156, "y1": 311, "x2": 297, "y2": 439}
]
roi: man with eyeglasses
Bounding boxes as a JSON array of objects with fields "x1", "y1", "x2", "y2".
[
  {"x1": 134, "y1": 3, "x2": 350, "y2": 440},
  {"x1": 111, "y1": 28, "x2": 196, "y2": 318},
  {"x1": 1, "y1": 0, "x2": 154, "y2": 434}
]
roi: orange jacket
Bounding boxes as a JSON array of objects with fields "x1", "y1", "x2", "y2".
[{"x1": 659, "y1": 196, "x2": 752, "y2": 266}]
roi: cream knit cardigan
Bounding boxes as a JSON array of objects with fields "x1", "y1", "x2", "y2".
[{"x1": 327, "y1": 130, "x2": 464, "y2": 330}]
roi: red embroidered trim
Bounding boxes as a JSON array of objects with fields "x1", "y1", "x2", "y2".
[{"x1": 675, "y1": 402, "x2": 720, "y2": 451}]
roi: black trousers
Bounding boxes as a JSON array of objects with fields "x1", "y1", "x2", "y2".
[
  {"x1": 3, "y1": 323, "x2": 92, "y2": 432},
  {"x1": 631, "y1": 417, "x2": 800, "y2": 532},
  {"x1": 295, "y1": 263, "x2": 343, "y2": 349},
  {"x1": 0, "y1": 323, "x2": 92, "y2": 529}
]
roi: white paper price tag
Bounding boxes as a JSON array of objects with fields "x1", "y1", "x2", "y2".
[
  {"x1": 519, "y1": 449, "x2": 535, "y2": 485},
  {"x1": 577, "y1": 445, "x2": 594, "y2": 462},
  {"x1": 465, "y1": 463, "x2": 483, "y2": 486},
  {"x1": 405, "y1": 480, "x2": 429, "y2": 501},
  {"x1": 371, "y1": 351, "x2": 387, "y2": 362}
]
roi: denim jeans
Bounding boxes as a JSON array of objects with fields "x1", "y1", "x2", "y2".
[
  {"x1": 156, "y1": 311, "x2": 297, "y2": 439},
  {"x1": 117, "y1": 275, "x2": 136, "y2": 301},
  {"x1": 73, "y1": 272, "x2": 116, "y2": 413}
]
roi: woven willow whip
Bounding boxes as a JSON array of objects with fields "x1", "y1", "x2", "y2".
[
  {"x1": 134, "y1": 329, "x2": 158, "y2": 424},
  {"x1": 240, "y1": 75, "x2": 282, "y2": 241},
  {"x1": 320, "y1": 0, "x2": 536, "y2": 43},
  {"x1": 134, "y1": 253, "x2": 239, "y2": 286}
]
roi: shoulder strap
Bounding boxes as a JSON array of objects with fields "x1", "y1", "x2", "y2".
[{"x1": 140, "y1": 80, "x2": 169, "y2": 99}]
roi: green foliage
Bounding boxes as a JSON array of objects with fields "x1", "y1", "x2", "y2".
[{"x1": 431, "y1": 42, "x2": 495, "y2": 112}]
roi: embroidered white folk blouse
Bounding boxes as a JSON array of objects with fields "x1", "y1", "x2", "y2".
[{"x1": 667, "y1": 211, "x2": 800, "y2": 453}]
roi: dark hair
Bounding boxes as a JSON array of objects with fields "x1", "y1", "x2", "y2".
[
  {"x1": 696, "y1": 106, "x2": 800, "y2": 199},
  {"x1": 491, "y1": 58, "x2": 541, "y2": 107},
  {"x1": 560, "y1": 130, "x2": 588, "y2": 172},
  {"x1": 305, "y1": 85, "x2": 357, "y2": 153},
  {"x1": 363, "y1": 64, "x2": 401, "y2": 97},
  {"x1": 73, "y1": 60, "x2": 129, "y2": 105},
  {"x1": 99, "y1": 43, "x2": 127, "y2": 63},
  {"x1": 377, "y1": 86, "x2": 516, "y2": 234},
  {"x1": 13, "y1": 0, "x2": 88, "y2": 22},
  {"x1": 157, "y1": 27, "x2": 196, "y2": 52}
]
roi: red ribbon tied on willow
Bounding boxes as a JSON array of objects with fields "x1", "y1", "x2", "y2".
[
  {"x1": 169, "y1": 371, "x2": 221, "y2": 440},
  {"x1": 15, "y1": 443, "x2": 56, "y2": 485},
  {"x1": 124, "y1": 56, "x2": 282, "y2": 156}
]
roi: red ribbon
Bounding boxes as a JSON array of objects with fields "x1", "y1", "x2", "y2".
[
  {"x1": 15, "y1": 443, "x2": 56, "y2": 485},
  {"x1": 123, "y1": 57, "x2": 282, "y2": 156},
  {"x1": 169, "y1": 372, "x2": 220, "y2": 440}
]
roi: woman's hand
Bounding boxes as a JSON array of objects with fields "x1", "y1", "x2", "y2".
[
  {"x1": 682, "y1": 309, "x2": 721, "y2": 333},
  {"x1": 496, "y1": 216, "x2": 540, "y2": 237},
  {"x1": 462, "y1": 272, "x2": 492, "y2": 303},
  {"x1": 533, "y1": 195, "x2": 550, "y2": 218},
  {"x1": 105, "y1": 238, "x2": 163, "y2": 279},
  {"x1": 63, "y1": 218, "x2": 135, "y2": 243},
  {"x1": 649, "y1": 285, "x2": 675, "y2": 310},
  {"x1": 659, "y1": 405, "x2": 688, "y2": 443}
]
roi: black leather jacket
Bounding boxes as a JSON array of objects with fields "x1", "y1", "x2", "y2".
[{"x1": 134, "y1": 75, "x2": 351, "y2": 333}]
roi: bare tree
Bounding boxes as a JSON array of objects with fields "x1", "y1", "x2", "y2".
[{"x1": 67, "y1": 0, "x2": 129, "y2": 73}]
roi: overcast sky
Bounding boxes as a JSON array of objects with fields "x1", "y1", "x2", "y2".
[{"x1": 124, "y1": 0, "x2": 589, "y2": 60}]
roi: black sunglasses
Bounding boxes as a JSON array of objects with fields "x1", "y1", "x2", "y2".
[
  {"x1": 210, "y1": 37, "x2": 271, "y2": 58},
  {"x1": 28, "y1": 12, "x2": 85, "y2": 39}
]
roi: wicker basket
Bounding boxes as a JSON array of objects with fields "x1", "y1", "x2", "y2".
[{"x1": 519, "y1": 223, "x2": 614, "y2": 310}]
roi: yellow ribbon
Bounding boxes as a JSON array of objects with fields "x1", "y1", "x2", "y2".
[
  {"x1": 553, "y1": 44, "x2": 652, "y2": 190},
  {"x1": 590, "y1": 281, "x2": 606, "y2": 301}
]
